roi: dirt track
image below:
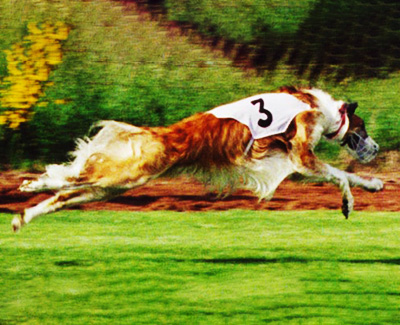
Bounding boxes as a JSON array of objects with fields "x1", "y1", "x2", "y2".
[{"x1": 1, "y1": 170, "x2": 399, "y2": 215}]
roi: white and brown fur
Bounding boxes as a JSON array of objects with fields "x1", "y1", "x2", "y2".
[{"x1": 12, "y1": 87, "x2": 383, "y2": 231}]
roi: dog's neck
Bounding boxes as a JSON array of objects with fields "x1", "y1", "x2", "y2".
[
  {"x1": 325, "y1": 106, "x2": 349, "y2": 141},
  {"x1": 304, "y1": 89, "x2": 349, "y2": 141}
]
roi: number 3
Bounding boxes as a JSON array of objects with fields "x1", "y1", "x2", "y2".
[{"x1": 251, "y1": 98, "x2": 273, "y2": 128}]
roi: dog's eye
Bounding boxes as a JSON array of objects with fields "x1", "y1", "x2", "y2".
[{"x1": 356, "y1": 128, "x2": 368, "y2": 141}]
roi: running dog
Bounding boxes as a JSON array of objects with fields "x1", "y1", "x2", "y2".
[{"x1": 12, "y1": 86, "x2": 383, "y2": 231}]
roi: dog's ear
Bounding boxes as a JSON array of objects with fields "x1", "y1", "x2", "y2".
[
  {"x1": 279, "y1": 86, "x2": 298, "y2": 94},
  {"x1": 347, "y1": 102, "x2": 358, "y2": 116}
]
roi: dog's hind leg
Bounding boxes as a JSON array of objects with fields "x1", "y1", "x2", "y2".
[
  {"x1": 19, "y1": 163, "x2": 85, "y2": 193},
  {"x1": 12, "y1": 188, "x2": 118, "y2": 232}
]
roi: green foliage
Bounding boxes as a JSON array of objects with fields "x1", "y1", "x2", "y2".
[
  {"x1": 0, "y1": 0, "x2": 399, "y2": 166},
  {"x1": 164, "y1": 0, "x2": 400, "y2": 80},
  {"x1": 165, "y1": 0, "x2": 316, "y2": 42},
  {"x1": 0, "y1": 0, "x2": 266, "y2": 164},
  {"x1": 1, "y1": 210, "x2": 400, "y2": 323}
]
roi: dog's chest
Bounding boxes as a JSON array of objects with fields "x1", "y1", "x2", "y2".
[{"x1": 208, "y1": 93, "x2": 311, "y2": 139}]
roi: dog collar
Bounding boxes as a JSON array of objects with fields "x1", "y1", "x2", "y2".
[{"x1": 325, "y1": 107, "x2": 349, "y2": 141}]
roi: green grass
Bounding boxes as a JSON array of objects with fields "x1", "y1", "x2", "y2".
[
  {"x1": 165, "y1": 0, "x2": 317, "y2": 42},
  {"x1": 1, "y1": 210, "x2": 399, "y2": 324}
]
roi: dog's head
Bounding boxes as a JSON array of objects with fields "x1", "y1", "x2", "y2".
[{"x1": 341, "y1": 102, "x2": 379, "y2": 163}]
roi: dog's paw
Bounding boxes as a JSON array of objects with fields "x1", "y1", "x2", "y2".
[
  {"x1": 366, "y1": 178, "x2": 384, "y2": 192},
  {"x1": 19, "y1": 179, "x2": 35, "y2": 192},
  {"x1": 19, "y1": 179, "x2": 44, "y2": 192},
  {"x1": 11, "y1": 215, "x2": 24, "y2": 233},
  {"x1": 342, "y1": 196, "x2": 354, "y2": 219}
]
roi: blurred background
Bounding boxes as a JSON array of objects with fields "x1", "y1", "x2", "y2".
[{"x1": 0, "y1": 0, "x2": 399, "y2": 168}]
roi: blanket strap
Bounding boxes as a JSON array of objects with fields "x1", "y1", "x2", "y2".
[{"x1": 244, "y1": 136, "x2": 255, "y2": 156}]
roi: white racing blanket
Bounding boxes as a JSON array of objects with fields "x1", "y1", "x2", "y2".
[{"x1": 208, "y1": 93, "x2": 311, "y2": 139}]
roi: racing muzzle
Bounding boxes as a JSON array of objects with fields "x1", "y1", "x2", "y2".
[{"x1": 344, "y1": 132, "x2": 379, "y2": 163}]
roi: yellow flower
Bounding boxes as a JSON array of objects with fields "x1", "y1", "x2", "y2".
[
  {"x1": 0, "y1": 21, "x2": 70, "y2": 129},
  {"x1": 54, "y1": 99, "x2": 66, "y2": 105},
  {"x1": 54, "y1": 26, "x2": 70, "y2": 40},
  {"x1": 11, "y1": 44, "x2": 24, "y2": 54},
  {"x1": 45, "y1": 52, "x2": 62, "y2": 65},
  {"x1": 28, "y1": 40, "x2": 47, "y2": 52},
  {"x1": 29, "y1": 67, "x2": 50, "y2": 81},
  {"x1": 45, "y1": 42, "x2": 61, "y2": 52},
  {"x1": 9, "y1": 121, "x2": 21, "y2": 129},
  {"x1": 0, "y1": 115, "x2": 7, "y2": 125},
  {"x1": 27, "y1": 22, "x2": 43, "y2": 35},
  {"x1": 3, "y1": 49, "x2": 12, "y2": 59},
  {"x1": 8, "y1": 63, "x2": 23, "y2": 76},
  {"x1": 37, "y1": 102, "x2": 48, "y2": 107}
]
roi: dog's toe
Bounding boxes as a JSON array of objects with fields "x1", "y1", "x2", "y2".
[
  {"x1": 12, "y1": 215, "x2": 24, "y2": 233},
  {"x1": 341, "y1": 197, "x2": 354, "y2": 219},
  {"x1": 19, "y1": 180, "x2": 33, "y2": 192},
  {"x1": 366, "y1": 178, "x2": 384, "y2": 192},
  {"x1": 342, "y1": 201, "x2": 349, "y2": 219}
]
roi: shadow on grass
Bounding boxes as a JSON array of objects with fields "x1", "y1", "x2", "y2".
[
  {"x1": 192, "y1": 257, "x2": 400, "y2": 265},
  {"x1": 54, "y1": 260, "x2": 94, "y2": 267}
]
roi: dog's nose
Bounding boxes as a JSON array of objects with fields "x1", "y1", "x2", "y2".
[{"x1": 373, "y1": 143, "x2": 379, "y2": 154}]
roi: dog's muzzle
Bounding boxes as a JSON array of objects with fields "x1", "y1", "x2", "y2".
[{"x1": 344, "y1": 133, "x2": 379, "y2": 163}]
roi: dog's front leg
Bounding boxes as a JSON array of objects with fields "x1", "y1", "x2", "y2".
[
  {"x1": 323, "y1": 168, "x2": 384, "y2": 217},
  {"x1": 291, "y1": 150, "x2": 354, "y2": 217},
  {"x1": 323, "y1": 164, "x2": 355, "y2": 218},
  {"x1": 345, "y1": 173, "x2": 384, "y2": 192},
  {"x1": 291, "y1": 150, "x2": 356, "y2": 218},
  {"x1": 295, "y1": 159, "x2": 384, "y2": 218}
]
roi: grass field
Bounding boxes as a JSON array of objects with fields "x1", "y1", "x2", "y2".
[{"x1": 1, "y1": 210, "x2": 399, "y2": 324}]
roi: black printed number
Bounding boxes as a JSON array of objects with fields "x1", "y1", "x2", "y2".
[{"x1": 251, "y1": 98, "x2": 273, "y2": 128}]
